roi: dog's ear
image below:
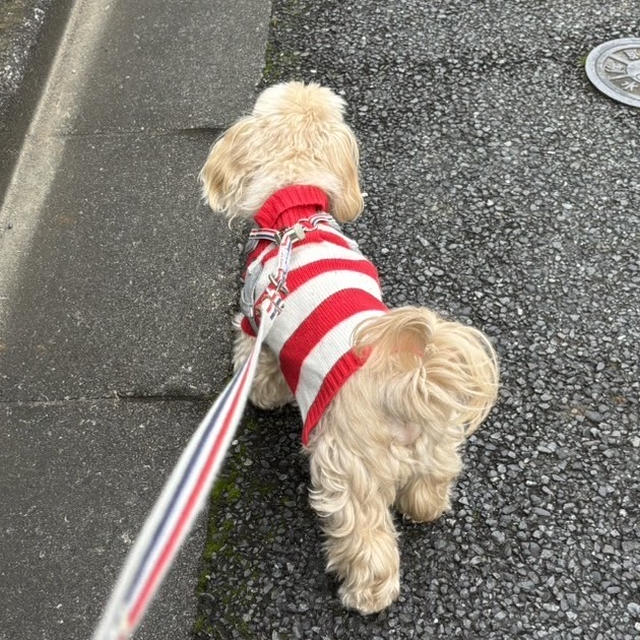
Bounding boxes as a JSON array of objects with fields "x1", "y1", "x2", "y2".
[
  {"x1": 322, "y1": 123, "x2": 364, "y2": 223},
  {"x1": 199, "y1": 116, "x2": 255, "y2": 218}
]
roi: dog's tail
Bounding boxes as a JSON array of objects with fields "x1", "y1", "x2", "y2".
[{"x1": 353, "y1": 307, "x2": 499, "y2": 440}]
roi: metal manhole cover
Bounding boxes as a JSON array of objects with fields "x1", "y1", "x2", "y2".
[{"x1": 585, "y1": 37, "x2": 640, "y2": 108}]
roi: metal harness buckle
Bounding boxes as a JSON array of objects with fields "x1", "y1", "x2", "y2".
[{"x1": 242, "y1": 213, "x2": 336, "y2": 333}]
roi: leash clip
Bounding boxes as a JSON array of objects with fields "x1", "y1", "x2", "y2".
[
  {"x1": 292, "y1": 222, "x2": 306, "y2": 241},
  {"x1": 242, "y1": 213, "x2": 336, "y2": 334}
]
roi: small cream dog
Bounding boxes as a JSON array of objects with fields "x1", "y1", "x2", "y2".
[{"x1": 200, "y1": 81, "x2": 498, "y2": 614}]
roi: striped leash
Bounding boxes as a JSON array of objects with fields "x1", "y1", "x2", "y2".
[
  {"x1": 92, "y1": 305, "x2": 271, "y2": 640},
  {"x1": 91, "y1": 217, "x2": 322, "y2": 639}
]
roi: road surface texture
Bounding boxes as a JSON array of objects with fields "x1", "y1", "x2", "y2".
[
  {"x1": 0, "y1": 1, "x2": 270, "y2": 639},
  {"x1": 194, "y1": 1, "x2": 639, "y2": 639},
  {"x1": 1, "y1": 1, "x2": 639, "y2": 639}
]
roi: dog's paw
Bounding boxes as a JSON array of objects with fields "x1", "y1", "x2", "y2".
[
  {"x1": 396, "y1": 476, "x2": 453, "y2": 523},
  {"x1": 338, "y1": 573, "x2": 400, "y2": 615},
  {"x1": 396, "y1": 491, "x2": 450, "y2": 523},
  {"x1": 248, "y1": 380, "x2": 294, "y2": 410}
]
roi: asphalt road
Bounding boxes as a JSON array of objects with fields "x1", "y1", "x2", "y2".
[{"x1": 195, "y1": 1, "x2": 640, "y2": 639}]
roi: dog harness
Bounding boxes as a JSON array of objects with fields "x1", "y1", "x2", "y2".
[{"x1": 240, "y1": 185, "x2": 388, "y2": 444}]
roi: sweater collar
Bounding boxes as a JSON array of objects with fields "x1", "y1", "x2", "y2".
[{"x1": 254, "y1": 185, "x2": 330, "y2": 229}]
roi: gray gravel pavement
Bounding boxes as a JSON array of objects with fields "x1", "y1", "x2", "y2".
[{"x1": 195, "y1": 1, "x2": 640, "y2": 638}]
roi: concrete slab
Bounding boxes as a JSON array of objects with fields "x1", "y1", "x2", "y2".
[
  {"x1": 55, "y1": 0, "x2": 271, "y2": 134},
  {"x1": 0, "y1": 398, "x2": 210, "y2": 640},
  {"x1": 0, "y1": 132, "x2": 245, "y2": 403},
  {"x1": 0, "y1": 1, "x2": 271, "y2": 638}
]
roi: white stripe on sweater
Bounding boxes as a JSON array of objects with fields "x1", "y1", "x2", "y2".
[
  {"x1": 313, "y1": 223, "x2": 360, "y2": 249},
  {"x1": 295, "y1": 309, "x2": 386, "y2": 418},
  {"x1": 265, "y1": 269, "x2": 383, "y2": 356},
  {"x1": 254, "y1": 240, "x2": 367, "y2": 285}
]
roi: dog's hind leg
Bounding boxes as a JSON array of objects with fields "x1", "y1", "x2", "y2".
[
  {"x1": 395, "y1": 469, "x2": 458, "y2": 523},
  {"x1": 309, "y1": 432, "x2": 400, "y2": 614},
  {"x1": 395, "y1": 438, "x2": 462, "y2": 523}
]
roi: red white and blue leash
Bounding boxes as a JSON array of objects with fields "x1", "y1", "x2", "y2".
[{"x1": 93, "y1": 214, "x2": 332, "y2": 640}]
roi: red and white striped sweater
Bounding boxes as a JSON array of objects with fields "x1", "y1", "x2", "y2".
[{"x1": 240, "y1": 185, "x2": 388, "y2": 444}]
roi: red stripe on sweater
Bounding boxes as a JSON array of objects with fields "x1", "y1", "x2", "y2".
[
  {"x1": 301, "y1": 349, "x2": 368, "y2": 445},
  {"x1": 245, "y1": 240, "x2": 272, "y2": 273},
  {"x1": 240, "y1": 316, "x2": 256, "y2": 337},
  {"x1": 287, "y1": 258, "x2": 380, "y2": 293},
  {"x1": 279, "y1": 289, "x2": 387, "y2": 394},
  {"x1": 245, "y1": 228, "x2": 351, "y2": 270},
  {"x1": 239, "y1": 261, "x2": 378, "y2": 338}
]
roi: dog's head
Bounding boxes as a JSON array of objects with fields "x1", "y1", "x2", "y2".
[{"x1": 199, "y1": 81, "x2": 363, "y2": 222}]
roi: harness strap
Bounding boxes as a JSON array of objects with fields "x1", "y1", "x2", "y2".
[
  {"x1": 244, "y1": 213, "x2": 337, "y2": 252},
  {"x1": 242, "y1": 213, "x2": 338, "y2": 333}
]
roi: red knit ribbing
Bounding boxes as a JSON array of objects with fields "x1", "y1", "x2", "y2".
[
  {"x1": 254, "y1": 185, "x2": 330, "y2": 229},
  {"x1": 301, "y1": 349, "x2": 368, "y2": 445}
]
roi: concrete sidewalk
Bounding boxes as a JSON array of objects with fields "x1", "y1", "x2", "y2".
[{"x1": 0, "y1": 1, "x2": 270, "y2": 638}]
